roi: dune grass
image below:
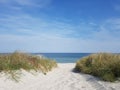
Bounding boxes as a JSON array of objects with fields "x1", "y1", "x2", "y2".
[
  {"x1": 0, "y1": 51, "x2": 57, "y2": 81},
  {"x1": 75, "y1": 53, "x2": 120, "y2": 82}
]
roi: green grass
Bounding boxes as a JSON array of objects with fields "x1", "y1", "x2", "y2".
[
  {"x1": 0, "y1": 51, "x2": 57, "y2": 82},
  {"x1": 75, "y1": 53, "x2": 120, "y2": 82}
]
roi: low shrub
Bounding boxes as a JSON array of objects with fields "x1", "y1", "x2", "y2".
[
  {"x1": 75, "y1": 53, "x2": 120, "y2": 82},
  {"x1": 0, "y1": 51, "x2": 57, "y2": 81}
]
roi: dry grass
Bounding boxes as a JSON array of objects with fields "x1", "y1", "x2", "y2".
[
  {"x1": 75, "y1": 53, "x2": 120, "y2": 82},
  {"x1": 0, "y1": 51, "x2": 57, "y2": 82}
]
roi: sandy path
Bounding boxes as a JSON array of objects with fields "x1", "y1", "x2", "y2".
[{"x1": 0, "y1": 63, "x2": 120, "y2": 90}]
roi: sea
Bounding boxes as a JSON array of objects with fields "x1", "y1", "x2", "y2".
[{"x1": 34, "y1": 53, "x2": 92, "y2": 63}]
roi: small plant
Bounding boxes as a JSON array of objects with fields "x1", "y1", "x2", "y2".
[
  {"x1": 0, "y1": 51, "x2": 57, "y2": 82},
  {"x1": 75, "y1": 53, "x2": 120, "y2": 82}
]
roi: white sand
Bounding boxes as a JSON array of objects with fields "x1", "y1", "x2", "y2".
[{"x1": 0, "y1": 63, "x2": 120, "y2": 90}]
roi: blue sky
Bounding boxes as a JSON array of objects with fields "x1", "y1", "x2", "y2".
[{"x1": 0, "y1": 0, "x2": 120, "y2": 53}]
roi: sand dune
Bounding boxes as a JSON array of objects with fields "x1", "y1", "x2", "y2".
[{"x1": 0, "y1": 63, "x2": 120, "y2": 90}]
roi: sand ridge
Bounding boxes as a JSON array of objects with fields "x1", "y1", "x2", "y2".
[{"x1": 0, "y1": 63, "x2": 120, "y2": 90}]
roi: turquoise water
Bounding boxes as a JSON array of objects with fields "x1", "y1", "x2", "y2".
[{"x1": 34, "y1": 53, "x2": 91, "y2": 63}]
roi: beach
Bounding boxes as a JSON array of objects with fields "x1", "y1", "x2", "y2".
[{"x1": 0, "y1": 63, "x2": 120, "y2": 90}]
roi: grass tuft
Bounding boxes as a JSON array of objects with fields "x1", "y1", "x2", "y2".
[
  {"x1": 75, "y1": 53, "x2": 120, "y2": 82},
  {"x1": 0, "y1": 51, "x2": 57, "y2": 82}
]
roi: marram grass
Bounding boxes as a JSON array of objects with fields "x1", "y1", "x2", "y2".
[
  {"x1": 0, "y1": 51, "x2": 57, "y2": 82},
  {"x1": 75, "y1": 53, "x2": 120, "y2": 82}
]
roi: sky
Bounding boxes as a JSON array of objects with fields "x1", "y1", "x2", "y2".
[{"x1": 0, "y1": 0, "x2": 120, "y2": 53}]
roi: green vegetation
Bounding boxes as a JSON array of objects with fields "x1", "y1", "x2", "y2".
[
  {"x1": 75, "y1": 53, "x2": 120, "y2": 82},
  {"x1": 0, "y1": 51, "x2": 57, "y2": 81}
]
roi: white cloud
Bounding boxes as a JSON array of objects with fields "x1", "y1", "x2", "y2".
[
  {"x1": 0, "y1": 0, "x2": 52, "y2": 9},
  {"x1": 15, "y1": 0, "x2": 51, "y2": 7},
  {"x1": 114, "y1": 4, "x2": 120, "y2": 12},
  {"x1": 105, "y1": 18, "x2": 120, "y2": 30},
  {"x1": 0, "y1": 34, "x2": 120, "y2": 53},
  {"x1": 0, "y1": 13, "x2": 76, "y2": 37},
  {"x1": 0, "y1": 13, "x2": 120, "y2": 52}
]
